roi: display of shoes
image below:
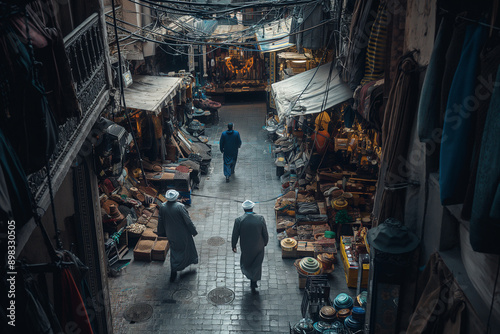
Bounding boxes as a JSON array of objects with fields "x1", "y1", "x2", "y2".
[{"x1": 226, "y1": 176, "x2": 230, "y2": 182}]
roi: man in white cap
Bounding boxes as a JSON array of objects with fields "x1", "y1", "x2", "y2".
[
  {"x1": 232, "y1": 200, "x2": 269, "y2": 294},
  {"x1": 158, "y1": 190, "x2": 199, "y2": 282}
]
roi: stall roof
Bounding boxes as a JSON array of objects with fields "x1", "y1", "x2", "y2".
[
  {"x1": 123, "y1": 75, "x2": 183, "y2": 114},
  {"x1": 255, "y1": 17, "x2": 294, "y2": 53},
  {"x1": 271, "y1": 62, "x2": 353, "y2": 118},
  {"x1": 277, "y1": 52, "x2": 308, "y2": 60}
]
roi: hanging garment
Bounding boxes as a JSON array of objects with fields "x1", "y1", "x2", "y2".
[
  {"x1": 157, "y1": 201, "x2": 199, "y2": 271},
  {"x1": 407, "y1": 252, "x2": 466, "y2": 333},
  {"x1": 374, "y1": 53, "x2": 419, "y2": 223},
  {"x1": 385, "y1": 0, "x2": 406, "y2": 93},
  {"x1": 1, "y1": 270, "x2": 63, "y2": 334},
  {"x1": 361, "y1": 2, "x2": 389, "y2": 85},
  {"x1": 344, "y1": 104, "x2": 355, "y2": 128},
  {"x1": 60, "y1": 268, "x2": 93, "y2": 334},
  {"x1": 417, "y1": 16, "x2": 454, "y2": 142},
  {"x1": 344, "y1": 0, "x2": 377, "y2": 90},
  {"x1": 314, "y1": 111, "x2": 331, "y2": 131},
  {"x1": 0, "y1": 129, "x2": 34, "y2": 233},
  {"x1": 0, "y1": 20, "x2": 59, "y2": 174},
  {"x1": 469, "y1": 65, "x2": 500, "y2": 254},
  {"x1": 231, "y1": 212, "x2": 269, "y2": 282},
  {"x1": 439, "y1": 24, "x2": 487, "y2": 205},
  {"x1": 462, "y1": 41, "x2": 500, "y2": 220},
  {"x1": 25, "y1": 3, "x2": 80, "y2": 123},
  {"x1": 439, "y1": 21, "x2": 467, "y2": 125}
]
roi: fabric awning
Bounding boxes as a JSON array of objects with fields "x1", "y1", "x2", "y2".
[
  {"x1": 271, "y1": 62, "x2": 353, "y2": 118},
  {"x1": 255, "y1": 17, "x2": 294, "y2": 53},
  {"x1": 123, "y1": 75, "x2": 183, "y2": 115}
]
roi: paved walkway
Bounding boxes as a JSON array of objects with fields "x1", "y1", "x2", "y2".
[{"x1": 109, "y1": 99, "x2": 353, "y2": 333}]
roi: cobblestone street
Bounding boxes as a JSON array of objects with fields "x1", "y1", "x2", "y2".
[{"x1": 109, "y1": 99, "x2": 352, "y2": 333}]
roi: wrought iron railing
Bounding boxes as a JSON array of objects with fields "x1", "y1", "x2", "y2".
[{"x1": 27, "y1": 12, "x2": 108, "y2": 203}]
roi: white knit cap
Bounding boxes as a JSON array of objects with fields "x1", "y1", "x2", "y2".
[
  {"x1": 165, "y1": 190, "x2": 179, "y2": 201},
  {"x1": 242, "y1": 200, "x2": 255, "y2": 210}
]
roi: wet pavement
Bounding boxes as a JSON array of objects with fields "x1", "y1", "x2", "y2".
[{"x1": 109, "y1": 98, "x2": 354, "y2": 333}]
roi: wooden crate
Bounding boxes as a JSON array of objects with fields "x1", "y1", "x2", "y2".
[
  {"x1": 340, "y1": 236, "x2": 369, "y2": 288},
  {"x1": 281, "y1": 249, "x2": 297, "y2": 259},
  {"x1": 296, "y1": 241, "x2": 316, "y2": 257},
  {"x1": 133, "y1": 235, "x2": 156, "y2": 262},
  {"x1": 151, "y1": 237, "x2": 169, "y2": 261}
]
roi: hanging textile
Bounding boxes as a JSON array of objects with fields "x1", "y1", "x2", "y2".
[
  {"x1": 462, "y1": 40, "x2": 500, "y2": 220},
  {"x1": 439, "y1": 24, "x2": 487, "y2": 205},
  {"x1": 374, "y1": 53, "x2": 419, "y2": 223},
  {"x1": 289, "y1": 1, "x2": 329, "y2": 51},
  {"x1": 1, "y1": 270, "x2": 63, "y2": 334},
  {"x1": 384, "y1": 0, "x2": 406, "y2": 94},
  {"x1": 0, "y1": 128, "x2": 34, "y2": 236},
  {"x1": 60, "y1": 268, "x2": 94, "y2": 334},
  {"x1": 314, "y1": 111, "x2": 330, "y2": 131},
  {"x1": 407, "y1": 252, "x2": 466, "y2": 333},
  {"x1": 469, "y1": 65, "x2": 500, "y2": 254},
  {"x1": 361, "y1": 1, "x2": 389, "y2": 85},
  {"x1": 0, "y1": 17, "x2": 59, "y2": 174},
  {"x1": 25, "y1": 2, "x2": 80, "y2": 123},
  {"x1": 417, "y1": 16, "x2": 454, "y2": 142},
  {"x1": 439, "y1": 21, "x2": 467, "y2": 126},
  {"x1": 344, "y1": 0, "x2": 377, "y2": 90}
]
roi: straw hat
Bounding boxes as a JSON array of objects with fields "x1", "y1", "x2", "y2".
[{"x1": 109, "y1": 204, "x2": 125, "y2": 220}]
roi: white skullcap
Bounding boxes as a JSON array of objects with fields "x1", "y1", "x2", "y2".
[
  {"x1": 165, "y1": 190, "x2": 179, "y2": 201},
  {"x1": 241, "y1": 200, "x2": 255, "y2": 210}
]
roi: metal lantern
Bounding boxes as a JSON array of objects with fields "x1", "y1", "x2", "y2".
[{"x1": 364, "y1": 218, "x2": 419, "y2": 334}]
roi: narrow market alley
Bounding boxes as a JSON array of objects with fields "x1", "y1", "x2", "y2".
[{"x1": 109, "y1": 97, "x2": 353, "y2": 333}]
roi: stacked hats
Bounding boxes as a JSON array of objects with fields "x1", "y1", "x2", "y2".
[
  {"x1": 344, "y1": 315, "x2": 363, "y2": 332},
  {"x1": 317, "y1": 253, "x2": 335, "y2": 271},
  {"x1": 319, "y1": 306, "x2": 337, "y2": 322},
  {"x1": 296, "y1": 257, "x2": 321, "y2": 275},
  {"x1": 336, "y1": 309, "x2": 351, "y2": 322},
  {"x1": 281, "y1": 238, "x2": 298, "y2": 252},
  {"x1": 313, "y1": 321, "x2": 332, "y2": 332},
  {"x1": 352, "y1": 307, "x2": 366, "y2": 323},
  {"x1": 333, "y1": 293, "x2": 354, "y2": 311}
]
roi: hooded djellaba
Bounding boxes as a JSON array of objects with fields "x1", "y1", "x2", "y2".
[
  {"x1": 157, "y1": 190, "x2": 198, "y2": 280},
  {"x1": 232, "y1": 200, "x2": 269, "y2": 293}
]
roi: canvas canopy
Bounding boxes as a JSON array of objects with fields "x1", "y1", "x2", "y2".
[
  {"x1": 123, "y1": 75, "x2": 183, "y2": 115},
  {"x1": 271, "y1": 62, "x2": 352, "y2": 118}
]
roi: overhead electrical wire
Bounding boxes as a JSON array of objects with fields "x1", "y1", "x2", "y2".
[{"x1": 105, "y1": 16, "x2": 335, "y2": 49}]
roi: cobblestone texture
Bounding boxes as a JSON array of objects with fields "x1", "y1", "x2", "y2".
[{"x1": 109, "y1": 101, "x2": 354, "y2": 333}]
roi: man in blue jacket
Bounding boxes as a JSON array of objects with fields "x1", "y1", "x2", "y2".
[{"x1": 219, "y1": 123, "x2": 242, "y2": 182}]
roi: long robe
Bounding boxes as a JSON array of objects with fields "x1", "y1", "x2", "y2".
[
  {"x1": 231, "y1": 212, "x2": 269, "y2": 281},
  {"x1": 157, "y1": 201, "x2": 198, "y2": 271},
  {"x1": 219, "y1": 129, "x2": 242, "y2": 177}
]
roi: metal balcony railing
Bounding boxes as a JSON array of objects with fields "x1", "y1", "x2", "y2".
[{"x1": 27, "y1": 12, "x2": 108, "y2": 204}]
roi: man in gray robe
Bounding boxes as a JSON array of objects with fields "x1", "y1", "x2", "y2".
[
  {"x1": 232, "y1": 200, "x2": 269, "y2": 294},
  {"x1": 158, "y1": 190, "x2": 198, "y2": 282}
]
